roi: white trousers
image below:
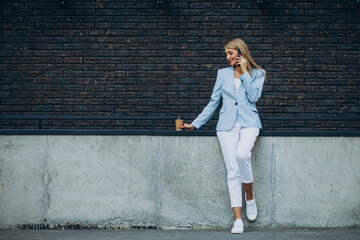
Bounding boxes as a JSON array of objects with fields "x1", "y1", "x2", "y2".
[{"x1": 216, "y1": 121, "x2": 260, "y2": 208}]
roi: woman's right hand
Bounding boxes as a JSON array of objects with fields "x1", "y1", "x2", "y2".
[{"x1": 181, "y1": 123, "x2": 195, "y2": 130}]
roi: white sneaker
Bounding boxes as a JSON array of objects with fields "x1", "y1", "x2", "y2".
[
  {"x1": 245, "y1": 193, "x2": 258, "y2": 221},
  {"x1": 231, "y1": 219, "x2": 244, "y2": 234}
]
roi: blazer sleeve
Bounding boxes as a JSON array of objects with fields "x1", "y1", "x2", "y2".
[
  {"x1": 191, "y1": 69, "x2": 223, "y2": 129},
  {"x1": 239, "y1": 69, "x2": 266, "y2": 103}
]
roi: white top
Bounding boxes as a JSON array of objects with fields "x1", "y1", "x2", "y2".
[{"x1": 234, "y1": 78, "x2": 241, "y2": 95}]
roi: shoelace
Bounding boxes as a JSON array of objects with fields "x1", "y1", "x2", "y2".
[
  {"x1": 247, "y1": 199, "x2": 256, "y2": 212},
  {"x1": 233, "y1": 220, "x2": 243, "y2": 229}
]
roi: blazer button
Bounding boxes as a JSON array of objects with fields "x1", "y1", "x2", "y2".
[{"x1": 235, "y1": 102, "x2": 238, "y2": 105}]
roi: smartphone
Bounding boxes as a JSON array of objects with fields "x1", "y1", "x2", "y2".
[{"x1": 237, "y1": 52, "x2": 242, "y2": 65}]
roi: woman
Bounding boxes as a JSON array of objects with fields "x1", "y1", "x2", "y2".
[{"x1": 181, "y1": 38, "x2": 266, "y2": 234}]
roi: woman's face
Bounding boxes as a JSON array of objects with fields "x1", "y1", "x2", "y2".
[{"x1": 225, "y1": 48, "x2": 240, "y2": 66}]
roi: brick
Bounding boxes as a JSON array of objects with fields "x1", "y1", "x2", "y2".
[
  {"x1": 296, "y1": 100, "x2": 315, "y2": 107},
  {"x1": 32, "y1": 105, "x2": 52, "y2": 112},
  {"x1": 306, "y1": 107, "x2": 327, "y2": 113},
  {"x1": 147, "y1": 99, "x2": 167, "y2": 106},
  {"x1": 73, "y1": 105, "x2": 93, "y2": 112},
  {"x1": 168, "y1": 99, "x2": 189, "y2": 106},
  {"x1": 327, "y1": 65, "x2": 347, "y2": 71},
  {"x1": 95, "y1": 92, "x2": 115, "y2": 98},
  {"x1": 42, "y1": 98, "x2": 62, "y2": 105},
  {"x1": 274, "y1": 100, "x2": 294, "y2": 106},
  {"x1": 273, "y1": 85, "x2": 294, "y2": 92},
  {"x1": 12, "y1": 105, "x2": 31, "y2": 111},
  {"x1": 157, "y1": 92, "x2": 178, "y2": 99},
  {"x1": 284, "y1": 106, "x2": 305, "y2": 113},
  {"x1": 94, "y1": 105, "x2": 114, "y2": 112}
]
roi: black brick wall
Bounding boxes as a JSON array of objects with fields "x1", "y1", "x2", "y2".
[{"x1": 1, "y1": 0, "x2": 359, "y2": 131}]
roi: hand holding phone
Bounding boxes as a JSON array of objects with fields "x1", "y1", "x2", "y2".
[{"x1": 237, "y1": 51, "x2": 248, "y2": 73}]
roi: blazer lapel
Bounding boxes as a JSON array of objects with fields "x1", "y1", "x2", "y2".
[
  {"x1": 225, "y1": 67, "x2": 237, "y2": 99},
  {"x1": 232, "y1": 67, "x2": 246, "y2": 100}
]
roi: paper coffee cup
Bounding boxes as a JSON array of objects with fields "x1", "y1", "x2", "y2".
[{"x1": 175, "y1": 117, "x2": 184, "y2": 131}]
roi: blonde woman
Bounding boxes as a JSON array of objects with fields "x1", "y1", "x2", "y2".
[{"x1": 182, "y1": 38, "x2": 266, "y2": 233}]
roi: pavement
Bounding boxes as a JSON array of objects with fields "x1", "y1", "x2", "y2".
[{"x1": 0, "y1": 228, "x2": 359, "y2": 240}]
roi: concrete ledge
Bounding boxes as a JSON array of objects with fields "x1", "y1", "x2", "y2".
[
  {"x1": 0, "y1": 136, "x2": 359, "y2": 229},
  {"x1": 1, "y1": 129, "x2": 360, "y2": 136}
]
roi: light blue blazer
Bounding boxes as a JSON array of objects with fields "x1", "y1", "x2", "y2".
[{"x1": 191, "y1": 67, "x2": 266, "y2": 131}]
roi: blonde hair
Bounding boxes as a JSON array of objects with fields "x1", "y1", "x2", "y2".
[{"x1": 225, "y1": 38, "x2": 266, "y2": 80}]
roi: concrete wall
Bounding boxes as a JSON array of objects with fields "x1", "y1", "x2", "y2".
[{"x1": 0, "y1": 135, "x2": 359, "y2": 229}]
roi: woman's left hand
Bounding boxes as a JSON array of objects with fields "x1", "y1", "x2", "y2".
[
  {"x1": 181, "y1": 123, "x2": 195, "y2": 130},
  {"x1": 237, "y1": 55, "x2": 248, "y2": 74}
]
